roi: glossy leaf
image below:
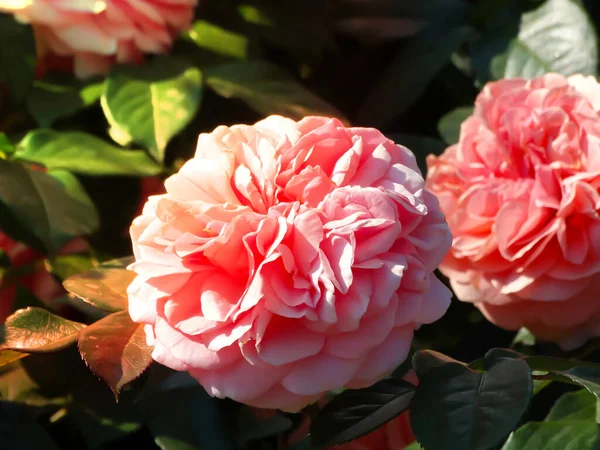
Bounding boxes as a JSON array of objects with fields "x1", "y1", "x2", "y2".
[
  {"x1": 411, "y1": 350, "x2": 532, "y2": 450},
  {"x1": 502, "y1": 421, "x2": 600, "y2": 450},
  {"x1": 438, "y1": 107, "x2": 473, "y2": 145},
  {"x1": 27, "y1": 76, "x2": 104, "y2": 126},
  {"x1": 78, "y1": 311, "x2": 153, "y2": 398},
  {"x1": 0, "y1": 349, "x2": 28, "y2": 368},
  {"x1": 63, "y1": 260, "x2": 135, "y2": 312},
  {"x1": 0, "y1": 160, "x2": 99, "y2": 254},
  {"x1": 1, "y1": 307, "x2": 85, "y2": 353},
  {"x1": 102, "y1": 56, "x2": 203, "y2": 163},
  {"x1": 16, "y1": 130, "x2": 162, "y2": 177},
  {"x1": 500, "y1": 0, "x2": 598, "y2": 78},
  {"x1": 356, "y1": 22, "x2": 474, "y2": 127},
  {"x1": 546, "y1": 390, "x2": 597, "y2": 422},
  {"x1": 310, "y1": 378, "x2": 416, "y2": 447},
  {"x1": 0, "y1": 15, "x2": 36, "y2": 102},
  {"x1": 206, "y1": 61, "x2": 346, "y2": 122}
]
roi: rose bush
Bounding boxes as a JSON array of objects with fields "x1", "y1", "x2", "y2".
[
  {"x1": 127, "y1": 115, "x2": 452, "y2": 411},
  {"x1": 0, "y1": 0, "x2": 197, "y2": 78},
  {"x1": 427, "y1": 73, "x2": 600, "y2": 349}
]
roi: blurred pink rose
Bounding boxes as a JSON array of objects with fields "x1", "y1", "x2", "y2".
[
  {"x1": 0, "y1": 0, "x2": 197, "y2": 78},
  {"x1": 0, "y1": 232, "x2": 87, "y2": 323},
  {"x1": 128, "y1": 115, "x2": 452, "y2": 411},
  {"x1": 427, "y1": 73, "x2": 600, "y2": 349}
]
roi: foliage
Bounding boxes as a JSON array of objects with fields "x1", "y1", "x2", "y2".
[{"x1": 1, "y1": 0, "x2": 600, "y2": 449}]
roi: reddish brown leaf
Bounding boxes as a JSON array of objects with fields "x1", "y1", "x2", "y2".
[
  {"x1": 1, "y1": 307, "x2": 85, "y2": 353},
  {"x1": 78, "y1": 310, "x2": 153, "y2": 399},
  {"x1": 63, "y1": 258, "x2": 135, "y2": 312}
]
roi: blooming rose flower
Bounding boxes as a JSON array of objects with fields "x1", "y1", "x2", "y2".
[
  {"x1": 0, "y1": 0, "x2": 197, "y2": 78},
  {"x1": 0, "y1": 231, "x2": 86, "y2": 323},
  {"x1": 128, "y1": 116, "x2": 452, "y2": 411},
  {"x1": 426, "y1": 73, "x2": 600, "y2": 349}
]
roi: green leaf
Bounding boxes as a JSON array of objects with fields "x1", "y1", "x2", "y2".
[
  {"x1": 16, "y1": 130, "x2": 162, "y2": 177},
  {"x1": 404, "y1": 443, "x2": 423, "y2": 450},
  {"x1": 310, "y1": 378, "x2": 416, "y2": 448},
  {"x1": 235, "y1": 409, "x2": 293, "y2": 446},
  {"x1": 78, "y1": 311, "x2": 153, "y2": 398},
  {"x1": 205, "y1": 61, "x2": 346, "y2": 122},
  {"x1": 144, "y1": 386, "x2": 236, "y2": 450},
  {"x1": 438, "y1": 107, "x2": 473, "y2": 145},
  {"x1": 356, "y1": 24, "x2": 474, "y2": 127},
  {"x1": 27, "y1": 76, "x2": 104, "y2": 127},
  {"x1": 63, "y1": 258, "x2": 134, "y2": 312},
  {"x1": 45, "y1": 254, "x2": 96, "y2": 281},
  {"x1": 502, "y1": 421, "x2": 600, "y2": 450},
  {"x1": 0, "y1": 15, "x2": 36, "y2": 102},
  {"x1": 102, "y1": 56, "x2": 203, "y2": 163},
  {"x1": 555, "y1": 367, "x2": 600, "y2": 398},
  {"x1": 500, "y1": 0, "x2": 598, "y2": 78},
  {"x1": 0, "y1": 160, "x2": 99, "y2": 254},
  {"x1": 1, "y1": 307, "x2": 85, "y2": 353},
  {"x1": 183, "y1": 20, "x2": 248, "y2": 60},
  {"x1": 512, "y1": 328, "x2": 536, "y2": 347},
  {"x1": 0, "y1": 133, "x2": 15, "y2": 155},
  {"x1": 546, "y1": 390, "x2": 597, "y2": 422},
  {"x1": 411, "y1": 350, "x2": 532, "y2": 450}
]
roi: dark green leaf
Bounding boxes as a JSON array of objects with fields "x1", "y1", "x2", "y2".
[
  {"x1": 556, "y1": 367, "x2": 600, "y2": 398},
  {"x1": 236, "y1": 408, "x2": 293, "y2": 446},
  {"x1": 27, "y1": 76, "x2": 103, "y2": 127},
  {"x1": 438, "y1": 107, "x2": 473, "y2": 145},
  {"x1": 102, "y1": 56, "x2": 203, "y2": 163},
  {"x1": 78, "y1": 311, "x2": 153, "y2": 398},
  {"x1": 310, "y1": 378, "x2": 416, "y2": 448},
  {"x1": 0, "y1": 401, "x2": 60, "y2": 450},
  {"x1": 546, "y1": 390, "x2": 597, "y2": 422},
  {"x1": 16, "y1": 130, "x2": 162, "y2": 176},
  {"x1": 0, "y1": 15, "x2": 36, "y2": 102},
  {"x1": 411, "y1": 351, "x2": 532, "y2": 450},
  {"x1": 183, "y1": 20, "x2": 248, "y2": 60},
  {"x1": 144, "y1": 387, "x2": 236, "y2": 450},
  {"x1": 0, "y1": 160, "x2": 99, "y2": 254},
  {"x1": 206, "y1": 61, "x2": 346, "y2": 122},
  {"x1": 502, "y1": 421, "x2": 600, "y2": 450},
  {"x1": 356, "y1": 25, "x2": 474, "y2": 127},
  {"x1": 483, "y1": 348, "x2": 600, "y2": 372},
  {"x1": 499, "y1": 0, "x2": 598, "y2": 78},
  {"x1": 1, "y1": 307, "x2": 85, "y2": 353}
]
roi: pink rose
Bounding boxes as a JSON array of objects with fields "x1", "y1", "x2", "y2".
[
  {"x1": 0, "y1": 231, "x2": 87, "y2": 323},
  {"x1": 0, "y1": 0, "x2": 197, "y2": 78},
  {"x1": 426, "y1": 73, "x2": 600, "y2": 349},
  {"x1": 128, "y1": 116, "x2": 452, "y2": 411}
]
